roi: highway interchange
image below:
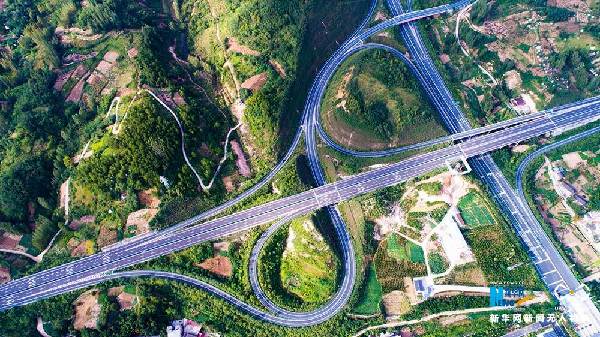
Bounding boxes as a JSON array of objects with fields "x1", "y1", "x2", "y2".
[
  {"x1": 0, "y1": 0, "x2": 467, "y2": 310},
  {"x1": 386, "y1": 0, "x2": 600, "y2": 334},
  {"x1": 2, "y1": 0, "x2": 600, "y2": 334}
]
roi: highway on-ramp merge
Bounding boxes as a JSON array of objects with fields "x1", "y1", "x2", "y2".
[
  {"x1": 2, "y1": 0, "x2": 600, "y2": 333},
  {"x1": 1, "y1": 94, "x2": 599, "y2": 313}
]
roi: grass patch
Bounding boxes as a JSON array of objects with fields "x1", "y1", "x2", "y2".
[
  {"x1": 386, "y1": 233, "x2": 408, "y2": 260},
  {"x1": 417, "y1": 181, "x2": 443, "y2": 195},
  {"x1": 458, "y1": 191, "x2": 495, "y2": 228},
  {"x1": 430, "y1": 203, "x2": 450, "y2": 223},
  {"x1": 353, "y1": 263, "x2": 383, "y2": 315},
  {"x1": 429, "y1": 252, "x2": 449, "y2": 274},
  {"x1": 280, "y1": 217, "x2": 338, "y2": 304},
  {"x1": 386, "y1": 233, "x2": 425, "y2": 264},
  {"x1": 406, "y1": 212, "x2": 426, "y2": 230},
  {"x1": 376, "y1": 236, "x2": 426, "y2": 292},
  {"x1": 321, "y1": 49, "x2": 447, "y2": 151},
  {"x1": 517, "y1": 43, "x2": 530, "y2": 53},
  {"x1": 409, "y1": 243, "x2": 425, "y2": 264}
]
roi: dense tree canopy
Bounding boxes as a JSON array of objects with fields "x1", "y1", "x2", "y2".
[
  {"x1": 78, "y1": 95, "x2": 180, "y2": 194},
  {"x1": 0, "y1": 156, "x2": 51, "y2": 221},
  {"x1": 76, "y1": 0, "x2": 157, "y2": 33}
]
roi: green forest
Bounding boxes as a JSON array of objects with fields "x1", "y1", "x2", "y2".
[
  {"x1": 0, "y1": 0, "x2": 577, "y2": 335},
  {"x1": 322, "y1": 48, "x2": 447, "y2": 150}
]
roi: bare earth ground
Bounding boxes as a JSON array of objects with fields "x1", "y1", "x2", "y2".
[
  {"x1": 382, "y1": 290, "x2": 411, "y2": 317},
  {"x1": 73, "y1": 289, "x2": 101, "y2": 330},
  {"x1": 240, "y1": 72, "x2": 268, "y2": 91},
  {"x1": 196, "y1": 255, "x2": 233, "y2": 278},
  {"x1": 269, "y1": 59, "x2": 287, "y2": 78},
  {"x1": 534, "y1": 153, "x2": 600, "y2": 272},
  {"x1": 227, "y1": 37, "x2": 261, "y2": 56}
]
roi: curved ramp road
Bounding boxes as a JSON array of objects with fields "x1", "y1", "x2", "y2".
[
  {"x1": 515, "y1": 124, "x2": 600, "y2": 197},
  {"x1": 0, "y1": 94, "x2": 599, "y2": 313},
  {"x1": 315, "y1": 44, "x2": 600, "y2": 158},
  {"x1": 35, "y1": 270, "x2": 344, "y2": 327},
  {"x1": 315, "y1": 43, "x2": 456, "y2": 158},
  {"x1": 2, "y1": 0, "x2": 600, "y2": 332},
  {"x1": 385, "y1": 0, "x2": 600, "y2": 334},
  {"x1": 249, "y1": 217, "x2": 293, "y2": 316},
  {"x1": 0, "y1": 0, "x2": 469, "y2": 306}
]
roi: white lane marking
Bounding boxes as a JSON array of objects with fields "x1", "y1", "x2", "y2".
[
  {"x1": 542, "y1": 269, "x2": 558, "y2": 276},
  {"x1": 356, "y1": 182, "x2": 366, "y2": 194},
  {"x1": 547, "y1": 279, "x2": 564, "y2": 287},
  {"x1": 456, "y1": 141, "x2": 468, "y2": 158},
  {"x1": 312, "y1": 189, "x2": 321, "y2": 208},
  {"x1": 334, "y1": 184, "x2": 343, "y2": 203}
]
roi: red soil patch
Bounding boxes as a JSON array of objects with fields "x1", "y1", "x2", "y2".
[
  {"x1": 222, "y1": 175, "x2": 235, "y2": 193},
  {"x1": 199, "y1": 143, "x2": 213, "y2": 157},
  {"x1": 0, "y1": 267, "x2": 10, "y2": 284},
  {"x1": 107, "y1": 287, "x2": 137, "y2": 310},
  {"x1": 66, "y1": 72, "x2": 91, "y2": 102},
  {"x1": 103, "y1": 51, "x2": 119, "y2": 63},
  {"x1": 241, "y1": 72, "x2": 268, "y2": 91},
  {"x1": 64, "y1": 52, "x2": 97, "y2": 64},
  {"x1": 375, "y1": 11, "x2": 388, "y2": 21},
  {"x1": 96, "y1": 226, "x2": 117, "y2": 248},
  {"x1": 138, "y1": 189, "x2": 160, "y2": 208},
  {"x1": 72, "y1": 289, "x2": 101, "y2": 330},
  {"x1": 69, "y1": 215, "x2": 96, "y2": 230},
  {"x1": 269, "y1": 59, "x2": 286, "y2": 78},
  {"x1": 0, "y1": 232, "x2": 21, "y2": 250},
  {"x1": 196, "y1": 255, "x2": 233, "y2": 278},
  {"x1": 86, "y1": 72, "x2": 105, "y2": 86},
  {"x1": 439, "y1": 54, "x2": 450, "y2": 64},
  {"x1": 231, "y1": 140, "x2": 251, "y2": 177},
  {"x1": 227, "y1": 37, "x2": 260, "y2": 56},
  {"x1": 126, "y1": 208, "x2": 158, "y2": 235},
  {"x1": 127, "y1": 48, "x2": 138, "y2": 58},
  {"x1": 95, "y1": 60, "x2": 113, "y2": 75},
  {"x1": 54, "y1": 69, "x2": 75, "y2": 91},
  {"x1": 68, "y1": 238, "x2": 91, "y2": 257},
  {"x1": 173, "y1": 92, "x2": 186, "y2": 106},
  {"x1": 116, "y1": 292, "x2": 136, "y2": 310}
]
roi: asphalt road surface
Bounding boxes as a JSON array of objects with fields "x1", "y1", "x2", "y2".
[
  {"x1": 385, "y1": 0, "x2": 600, "y2": 334},
  {"x1": 2, "y1": 0, "x2": 600, "y2": 332},
  {"x1": 1, "y1": 93, "x2": 598, "y2": 314}
]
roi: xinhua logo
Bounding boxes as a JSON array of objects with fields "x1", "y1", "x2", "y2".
[
  {"x1": 490, "y1": 285, "x2": 525, "y2": 306},
  {"x1": 490, "y1": 286, "x2": 505, "y2": 306}
]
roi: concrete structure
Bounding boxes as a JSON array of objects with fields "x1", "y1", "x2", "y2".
[
  {"x1": 413, "y1": 276, "x2": 434, "y2": 300},
  {"x1": 436, "y1": 208, "x2": 475, "y2": 266},
  {"x1": 1, "y1": 0, "x2": 600, "y2": 334},
  {"x1": 166, "y1": 319, "x2": 205, "y2": 337}
]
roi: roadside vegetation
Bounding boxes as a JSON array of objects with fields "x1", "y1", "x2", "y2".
[
  {"x1": 519, "y1": 125, "x2": 600, "y2": 280},
  {"x1": 321, "y1": 49, "x2": 447, "y2": 150},
  {"x1": 353, "y1": 263, "x2": 383, "y2": 315},
  {"x1": 256, "y1": 214, "x2": 339, "y2": 311},
  {"x1": 0, "y1": 0, "x2": 394, "y2": 335},
  {"x1": 416, "y1": 0, "x2": 599, "y2": 126},
  {"x1": 334, "y1": 167, "x2": 545, "y2": 334},
  {"x1": 0, "y1": 0, "x2": 572, "y2": 335},
  {"x1": 279, "y1": 216, "x2": 338, "y2": 305}
]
